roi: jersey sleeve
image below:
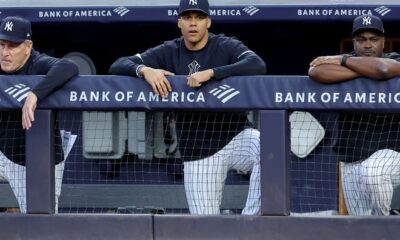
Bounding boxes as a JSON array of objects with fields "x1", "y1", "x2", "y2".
[
  {"x1": 109, "y1": 43, "x2": 168, "y2": 77},
  {"x1": 31, "y1": 54, "x2": 79, "y2": 99},
  {"x1": 212, "y1": 36, "x2": 266, "y2": 80}
]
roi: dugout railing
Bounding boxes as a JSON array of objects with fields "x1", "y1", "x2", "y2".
[{"x1": 0, "y1": 75, "x2": 399, "y2": 240}]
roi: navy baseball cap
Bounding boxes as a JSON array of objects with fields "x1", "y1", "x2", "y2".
[
  {"x1": 352, "y1": 15, "x2": 384, "y2": 36},
  {"x1": 179, "y1": 0, "x2": 210, "y2": 16},
  {"x1": 0, "y1": 16, "x2": 32, "y2": 43}
]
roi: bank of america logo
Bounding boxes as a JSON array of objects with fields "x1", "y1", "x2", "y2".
[
  {"x1": 113, "y1": 7, "x2": 130, "y2": 16},
  {"x1": 5, "y1": 84, "x2": 30, "y2": 102},
  {"x1": 243, "y1": 6, "x2": 259, "y2": 16},
  {"x1": 374, "y1": 6, "x2": 391, "y2": 16},
  {"x1": 209, "y1": 85, "x2": 240, "y2": 103}
]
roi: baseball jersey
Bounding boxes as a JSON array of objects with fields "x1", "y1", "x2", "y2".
[
  {"x1": 110, "y1": 33, "x2": 266, "y2": 161},
  {"x1": 334, "y1": 52, "x2": 400, "y2": 163},
  {"x1": 0, "y1": 49, "x2": 78, "y2": 165}
]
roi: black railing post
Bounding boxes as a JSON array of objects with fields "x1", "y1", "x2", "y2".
[
  {"x1": 26, "y1": 109, "x2": 55, "y2": 214},
  {"x1": 259, "y1": 110, "x2": 290, "y2": 215}
]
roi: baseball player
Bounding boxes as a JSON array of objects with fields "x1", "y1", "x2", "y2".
[
  {"x1": 309, "y1": 15, "x2": 400, "y2": 215},
  {"x1": 110, "y1": 0, "x2": 266, "y2": 214},
  {"x1": 0, "y1": 16, "x2": 78, "y2": 213}
]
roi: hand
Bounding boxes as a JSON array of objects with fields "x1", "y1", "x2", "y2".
[
  {"x1": 22, "y1": 92, "x2": 38, "y2": 130},
  {"x1": 187, "y1": 69, "x2": 214, "y2": 88},
  {"x1": 141, "y1": 67, "x2": 174, "y2": 97},
  {"x1": 310, "y1": 55, "x2": 343, "y2": 67}
]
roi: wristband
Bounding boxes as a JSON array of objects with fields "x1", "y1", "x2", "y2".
[
  {"x1": 136, "y1": 64, "x2": 145, "y2": 78},
  {"x1": 341, "y1": 54, "x2": 350, "y2": 66}
]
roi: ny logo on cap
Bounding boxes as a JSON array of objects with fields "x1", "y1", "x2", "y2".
[
  {"x1": 189, "y1": 0, "x2": 197, "y2": 6},
  {"x1": 4, "y1": 21, "x2": 13, "y2": 31},
  {"x1": 362, "y1": 16, "x2": 372, "y2": 26}
]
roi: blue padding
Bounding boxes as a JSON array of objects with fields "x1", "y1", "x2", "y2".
[{"x1": 1, "y1": 75, "x2": 400, "y2": 111}]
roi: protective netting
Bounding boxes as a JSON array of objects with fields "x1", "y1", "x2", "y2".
[
  {"x1": 1, "y1": 110, "x2": 399, "y2": 215},
  {"x1": 58, "y1": 110, "x2": 256, "y2": 214}
]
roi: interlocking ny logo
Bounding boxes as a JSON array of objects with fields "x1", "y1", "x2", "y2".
[
  {"x1": 5, "y1": 83, "x2": 30, "y2": 102},
  {"x1": 374, "y1": 6, "x2": 391, "y2": 16},
  {"x1": 242, "y1": 6, "x2": 260, "y2": 16},
  {"x1": 113, "y1": 7, "x2": 130, "y2": 16},
  {"x1": 362, "y1": 16, "x2": 372, "y2": 25},
  {"x1": 189, "y1": 0, "x2": 197, "y2": 6},
  {"x1": 188, "y1": 60, "x2": 200, "y2": 75},
  {"x1": 4, "y1": 21, "x2": 13, "y2": 31},
  {"x1": 209, "y1": 84, "x2": 240, "y2": 103}
]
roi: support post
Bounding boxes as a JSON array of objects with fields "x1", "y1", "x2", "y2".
[
  {"x1": 26, "y1": 109, "x2": 55, "y2": 214},
  {"x1": 259, "y1": 110, "x2": 290, "y2": 215}
]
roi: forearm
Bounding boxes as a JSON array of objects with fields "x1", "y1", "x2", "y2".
[
  {"x1": 213, "y1": 55, "x2": 266, "y2": 80},
  {"x1": 308, "y1": 64, "x2": 361, "y2": 83},
  {"x1": 32, "y1": 59, "x2": 78, "y2": 99},
  {"x1": 109, "y1": 56, "x2": 142, "y2": 76},
  {"x1": 345, "y1": 56, "x2": 400, "y2": 80}
]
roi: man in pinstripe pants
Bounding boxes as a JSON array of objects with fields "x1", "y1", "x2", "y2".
[
  {"x1": 309, "y1": 15, "x2": 400, "y2": 215},
  {"x1": 110, "y1": 0, "x2": 266, "y2": 215}
]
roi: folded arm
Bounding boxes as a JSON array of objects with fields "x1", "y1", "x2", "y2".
[{"x1": 309, "y1": 54, "x2": 400, "y2": 83}]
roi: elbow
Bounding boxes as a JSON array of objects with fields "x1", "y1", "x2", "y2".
[
  {"x1": 109, "y1": 57, "x2": 131, "y2": 74},
  {"x1": 259, "y1": 60, "x2": 267, "y2": 74},
  {"x1": 109, "y1": 62, "x2": 117, "y2": 74},
  {"x1": 375, "y1": 65, "x2": 392, "y2": 79},
  {"x1": 308, "y1": 67, "x2": 325, "y2": 83},
  {"x1": 70, "y1": 61, "x2": 79, "y2": 76},
  {"x1": 60, "y1": 59, "x2": 79, "y2": 76},
  {"x1": 109, "y1": 58, "x2": 123, "y2": 74},
  {"x1": 250, "y1": 56, "x2": 267, "y2": 74}
]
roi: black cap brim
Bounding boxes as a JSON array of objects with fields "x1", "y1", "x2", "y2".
[
  {"x1": 0, "y1": 34, "x2": 26, "y2": 43},
  {"x1": 179, "y1": 9, "x2": 209, "y2": 16},
  {"x1": 352, "y1": 27, "x2": 384, "y2": 36}
]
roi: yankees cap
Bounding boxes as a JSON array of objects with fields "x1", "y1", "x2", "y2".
[
  {"x1": 0, "y1": 16, "x2": 32, "y2": 43},
  {"x1": 352, "y1": 14, "x2": 384, "y2": 36},
  {"x1": 179, "y1": 0, "x2": 210, "y2": 16}
]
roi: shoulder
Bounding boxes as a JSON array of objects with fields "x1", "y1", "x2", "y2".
[
  {"x1": 160, "y1": 37, "x2": 183, "y2": 50},
  {"x1": 209, "y1": 33, "x2": 242, "y2": 46},
  {"x1": 144, "y1": 37, "x2": 182, "y2": 56},
  {"x1": 30, "y1": 50, "x2": 77, "y2": 72},
  {"x1": 31, "y1": 50, "x2": 58, "y2": 65}
]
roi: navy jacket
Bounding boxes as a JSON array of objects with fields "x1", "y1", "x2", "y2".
[
  {"x1": 110, "y1": 33, "x2": 266, "y2": 161},
  {"x1": 0, "y1": 49, "x2": 78, "y2": 165}
]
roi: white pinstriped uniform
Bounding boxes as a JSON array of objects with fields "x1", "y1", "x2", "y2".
[
  {"x1": 184, "y1": 128, "x2": 261, "y2": 215},
  {"x1": 341, "y1": 149, "x2": 400, "y2": 215},
  {"x1": 0, "y1": 130, "x2": 76, "y2": 213},
  {"x1": 0, "y1": 154, "x2": 65, "y2": 213}
]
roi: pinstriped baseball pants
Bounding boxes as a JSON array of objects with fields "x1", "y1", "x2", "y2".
[
  {"x1": 184, "y1": 128, "x2": 261, "y2": 215},
  {"x1": 0, "y1": 152, "x2": 65, "y2": 213},
  {"x1": 341, "y1": 149, "x2": 400, "y2": 215}
]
